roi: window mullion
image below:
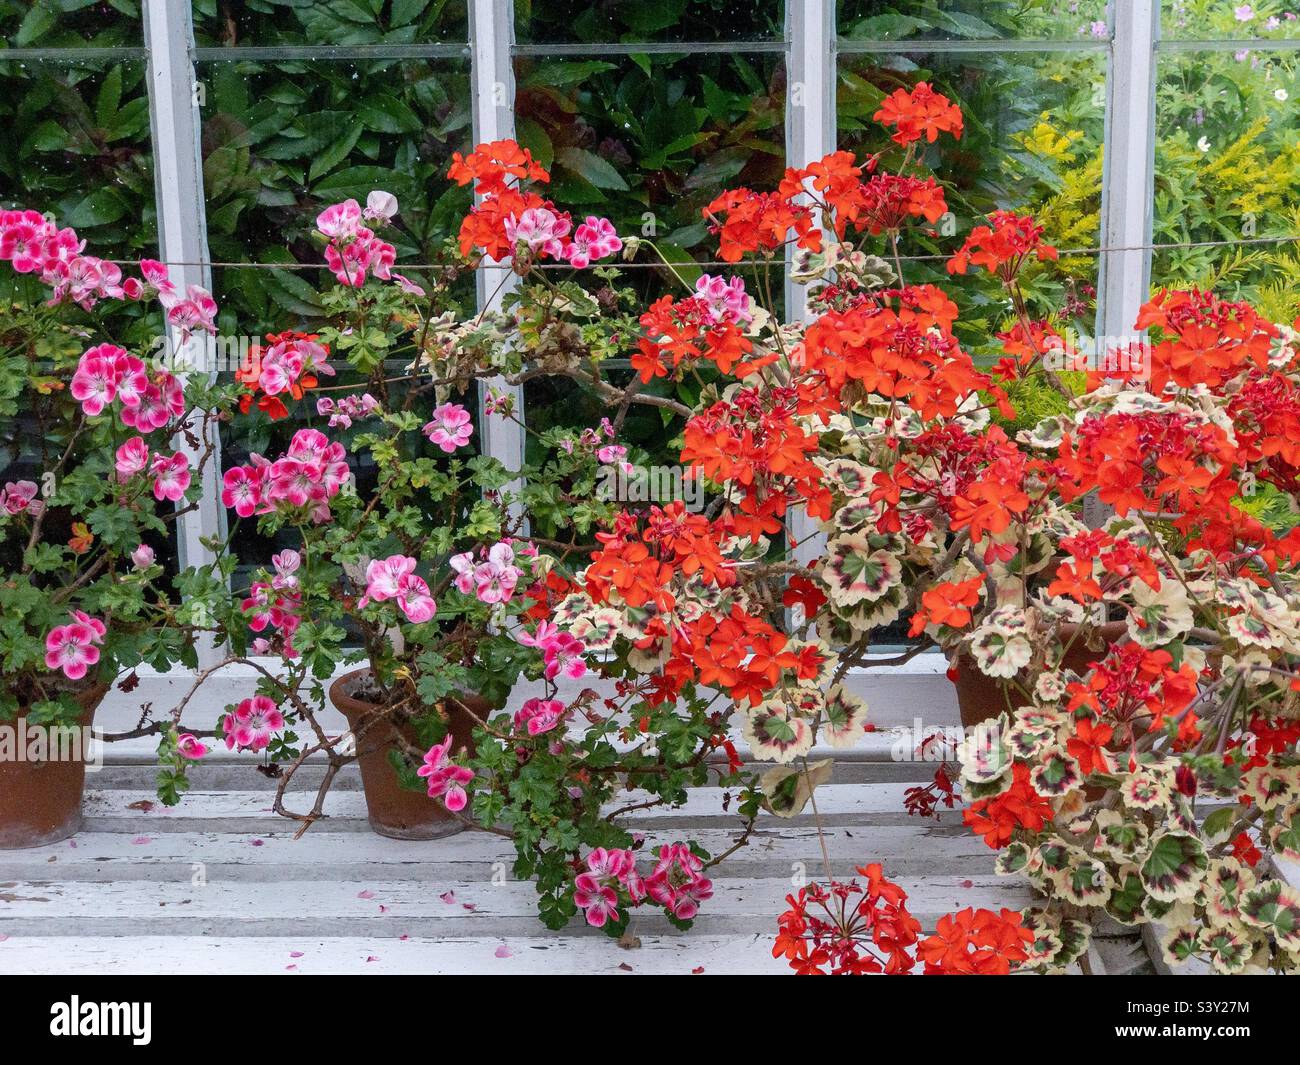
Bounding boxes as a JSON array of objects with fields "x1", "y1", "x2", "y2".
[
  {"x1": 1098, "y1": 0, "x2": 1159, "y2": 348},
  {"x1": 143, "y1": 0, "x2": 225, "y2": 665},
  {"x1": 469, "y1": 0, "x2": 526, "y2": 522},
  {"x1": 784, "y1": 0, "x2": 835, "y2": 567}
]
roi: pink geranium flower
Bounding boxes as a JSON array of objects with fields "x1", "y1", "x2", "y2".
[
  {"x1": 1, "y1": 480, "x2": 39, "y2": 516},
  {"x1": 115, "y1": 437, "x2": 151, "y2": 480},
  {"x1": 223, "y1": 695, "x2": 285, "y2": 752},
  {"x1": 564, "y1": 215, "x2": 621, "y2": 269},
  {"x1": 150, "y1": 452, "x2": 191, "y2": 502},
  {"x1": 513, "y1": 697, "x2": 566, "y2": 737},
  {"x1": 417, "y1": 736, "x2": 474, "y2": 811},
  {"x1": 542, "y1": 632, "x2": 588, "y2": 681},
  {"x1": 177, "y1": 733, "x2": 208, "y2": 759},
  {"x1": 422, "y1": 403, "x2": 473, "y2": 453},
  {"x1": 693, "y1": 273, "x2": 752, "y2": 326},
  {"x1": 221, "y1": 465, "x2": 263, "y2": 518},
  {"x1": 130, "y1": 544, "x2": 155, "y2": 570},
  {"x1": 505, "y1": 207, "x2": 570, "y2": 259},
  {"x1": 44, "y1": 614, "x2": 106, "y2": 680}
]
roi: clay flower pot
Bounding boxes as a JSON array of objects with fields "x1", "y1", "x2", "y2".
[
  {"x1": 951, "y1": 621, "x2": 1129, "y2": 729},
  {"x1": 0, "y1": 681, "x2": 109, "y2": 849},
  {"x1": 329, "y1": 668, "x2": 483, "y2": 840}
]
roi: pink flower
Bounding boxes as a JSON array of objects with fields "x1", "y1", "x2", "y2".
[
  {"x1": 573, "y1": 847, "x2": 643, "y2": 928},
  {"x1": 0, "y1": 480, "x2": 39, "y2": 516},
  {"x1": 361, "y1": 554, "x2": 437, "y2": 623},
  {"x1": 70, "y1": 343, "x2": 128, "y2": 416},
  {"x1": 115, "y1": 437, "x2": 151, "y2": 480},
  {"x1": 177, "y1": 733, "x2": 208, "y2": 759},
  {"x1": 138, "y1": 259, "x2": 177, "y2": 302},
  {"x1": 222, "y1": 465, "x2": 263, "y2": 518},
  {"x1": 259, "y1": 335, "x2": 333, "y2": 396},
  {"x1": 165, "y1": 284, "x2": 218, "y2": 339},
  {"x1": 449, "y1": 551, "x2": 476, "y2": 595},
  {"x1": 271, "y1": 549, "x2": 300, "y2": 591},
  {"x1": 417, "y1": 736, "x2": 474, "y2": 811},
  {"x1": 693, "y1": 274, "x2": 752, "y2": 326},
  {"x1": 513, "y1": 697, "x2": 566, "y2": 737},
  {"x1": 151, "y1": 452, "x2": 191, "y2": 502},
  {"x1": 44, "y1": 617, "x2": 105, "y2": 680},
  {"x1": 505, "y1": 207, "x2": 570, "y2": 259},
  {"x1": 474, "y1": 560, "x2": 519, "y2": 604},
  {"x1": 130, "y1": 544, "x2": 155, "y2": 570},
  {"x1": 645, "y1": 844, "x2": 713, "y2": 920},
  {"x1": 564, "y1": 216, "x2": 622, "y2": 269},
  {"x1": 363, "y1": 190, "x2": 398, "y2": 224},
  {"x1": 393, "y1": 273, "x2": 425, "y2": 296},
  {"x1": 422, "y1": 403, "x2": 473, "y2": 453},
  {"x1": 223, "y1": 695, "x2": 285, "y2": 752},
  {"x1": 515, "y1": 620, "x2": 560, "y2": 649},
  {"x1": 573, "y1": 874, "x2": 620, "y2": 927},
  {"x1": 316, "y1": 199, "x2": 363, "y2": 240},
  {"x1": 542, "y1": 632, "x2": 588, "y2": 681}
]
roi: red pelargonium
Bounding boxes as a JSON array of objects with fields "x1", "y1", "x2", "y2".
[
  {"x1": 947, "y1": 210, "x2": 1058, "y2": 282},
  {"x1": 703, "y1": 180, "x2": 823, "y2": 263},
  {"x1": 774, "y1": 863, "x2": 1031, "y2": 976},
  {"x1": 873, "y1": 81, "x2": 964, "y2": 146}
]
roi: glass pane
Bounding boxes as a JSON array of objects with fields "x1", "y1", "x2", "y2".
[
  {"x1": 515, "y1": 0, "x2": 783, "y2": 44},
  {"x1": 1152, "y1": 47, "x2": 1300, "y2": 313},
  {"x1": 192, "y1": 0, "x2": 468, "y2": 47},
  {"x1": 1162, "y1": 1, "x2": 1300, "y2": 39},
  {"x1": 0, "y1": 0, "x2": 142, "y2": 47},
  {"x1": 837, "y1": 0, "x2": 1111, "y2": 42},
  {"x1": 514, "y1": 51, "x2": 786, "y2": 293},
  {"x1": 0, "y1": 57, "x2": 157, "y2": 300},
  {"x1": 197, "y1": 57, "x2": 476, "y2": 576},
  {"x1": 196, "y1": 57, "x2": 472, "y2": 314},
  {"x1": 837, "y1": 49, "x2": 1107, "y2": 347},
  {"x1": 514, "y1": 49, "x2": 785, "y2": 468}
]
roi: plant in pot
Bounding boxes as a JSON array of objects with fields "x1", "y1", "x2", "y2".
[{"x1": 0, "y1": 208, "x2": 231, "y2": 847}]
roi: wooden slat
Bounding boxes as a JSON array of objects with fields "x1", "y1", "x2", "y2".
[
  {"x1": 0, "y1": 826, "x2": 988, "y2": 882},
  {"x1": 0, "y1": 934, "x2": 790, "y2": 975},
  {"x1": 0, "y1": 875, "x2": 1030, "y2": 939}
]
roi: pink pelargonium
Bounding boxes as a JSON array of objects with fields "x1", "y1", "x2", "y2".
[
  {"x1": 693, "y1": 273, "x2": 752, "y2": 326},
  {"x1": 505, "y1": 207, "x2": 571, "y2": 259},
  {"x1": 573, "y1": 847, "x2": 645, "y2": 928},
  {"x1": 360, "y1": 554, "x2": 437, "y2": 624},
  {"x1": 422, "y1": 402, "x2": 473, "y2": 453},
  {"x1": 223, "y1": 428, "x2": 350, "y2": 523},
  {"x1": 316, "y1": 199, "x2": 363, "y2": 240},
  {"x1": 130, "y1": 543, "x2": 156, "y2": 570},
  {"x1": 177, "y1": 733, "x2": 208, "y2": 760},
  {"x1": 258, "y1": 335, "x2": 334, "y2": 396},
  {"x1": 363, "y1": 190, "x2": 398, "y2": 224},
  {"x1": 0, "y1": 480, "x2": 39, "y2": 516},
  {"x1": 164, "y1": 284, "x2": 219, "y2": 340},
  {"x1": 645, "y1": 843, "x2": 714, "y2": 921},
  {"x1": 115, "y1": 437, "x2": 151, "y2": 480},
  {"x1": 223, "y1": 695, "x2": 286, "y2": 752},
  {"x1": 417, "y1": 736, "x2": 474, "y2": 811},
  {"x1": 513, "y1": 697, "x2": 567, "y2": 737},
  {"x1": 43, "y1": 613, "x2": 106, "y2": 681},
  {"x1": 542, "y1": 632, "x2": 588, "y2": 681},
  {"x1": 564, "y1": 215, "x2": 622, "y2": 269},
  {"x1": 150, "y1": 452, "x2": 191, "y2": 502}
]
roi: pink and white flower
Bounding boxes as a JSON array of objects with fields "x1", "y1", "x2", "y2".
[
  {"x1": 361, "y1": 554, "x2": 437, "y2": 624},
  {"x1": 115, "y1": 437, "x2": 151, "y2": 481},
  {"x1": 422, "y1": 402, "x2": 473, "y2": 453},
  {"x1": 513, "y1": 697, "x2": 566, "y2": 737},
  {"x1": 150, "y1": 452, "x2": 191, "y2": 502},
  {"x1": 0, "y1": 480, "x2": 39, "y2": 516},
  {"x1": 693, "y1": 273, "x2": 752, "y2": 326},
  {"x1": 130, "y1": 544, "x2": 156, "y2": 570},
  {"x1": 43, "y1": 614, "x2": 106, "y2": 681},
  {"x1": 177, "y1": 733, "x2": 208, "y2": 759},
  {"x1": 223, "y1": 695, "x2": 286, "y2": 752},
  {"x1": 505, "y1": 207, "x2": 570, "y2": 259},
  {"x1": 563, "y1": 215, "x2": 621, "y2": 269},
  {"x1": 542, "y1": 632, "x2": 588, "y2": 681},
  {"x1": 417, "y1": 736, "x2": 474, "y2": 811},
  {"x1": 363, "y1": 190, "x2": 398, "y2": 224}
]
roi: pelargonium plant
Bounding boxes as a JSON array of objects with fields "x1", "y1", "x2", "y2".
[
  {"x1": 0, "y1": 208, "x2": 229, "y2": 728},
  {"x1": 149, "y1": 82, "x2": 1299, "y2": 964}
]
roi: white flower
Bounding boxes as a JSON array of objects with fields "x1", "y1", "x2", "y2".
[
  {"x1": 364, "y1": 190, "x2": 398, "y2": 223},
  {"x1": 1197, "y1": 136, "x2": 1212, "y2": 153},
  {"x1": 1275, "y1": 89, "x2": 1289, "y2": 102}
]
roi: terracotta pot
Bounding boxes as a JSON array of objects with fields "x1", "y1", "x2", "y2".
[
  {"x1": 329, "y1": 668, "x2": 483, "y2": 840},
  {"x1": 0, "y1": 681, "x2": 109, "y2": 849},
  {"x1": 951, "y1": 621, "x2": 1129, "y2": 729}
]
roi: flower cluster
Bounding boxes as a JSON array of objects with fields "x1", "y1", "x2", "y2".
[
  {"x1": 360, "y1": 554, "x2": 437, "y2": 624},
  {"x1": 220, "y1": 428, "x2": 350, "y2": 522},
  {"x1": 573, "y1": 844, "x2": 713, "y2": 928},
  {"x1": 236, "y1": 331, "x2": 335, "y2": 419},
  {"x1": 315, "y1": 192, "x2": 399, "y2": 288},
  {"x1": 418, "y1": 735, "x2": 474, "y2": 812}
]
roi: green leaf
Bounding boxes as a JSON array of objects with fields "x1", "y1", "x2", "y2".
[
  {"x1": 63, "y1": 189, "x2": 128, "y2": 228},
  {"x1": 95, "y1": 65, "x2": 123, "y2": 129},
  {"x1": 555, "y1": 147, "x2": 629, "y2": 191}
]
